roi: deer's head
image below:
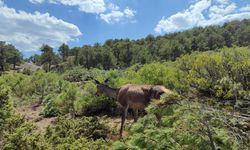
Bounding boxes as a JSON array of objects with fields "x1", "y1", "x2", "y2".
[{"x1": 142, "y1": 85, "x2": 170, "y2": 100}]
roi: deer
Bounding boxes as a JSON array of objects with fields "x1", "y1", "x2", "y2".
[{"x1": 92, "y1": 79, "x2": 172, "y2": 138}]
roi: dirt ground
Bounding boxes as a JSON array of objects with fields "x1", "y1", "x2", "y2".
[
  {"x1": 16, "y1": 105, "x2": 56, "y2": 133},
  {"x1": 15, "y1": 104, "x2": 135, "y2": 139}
]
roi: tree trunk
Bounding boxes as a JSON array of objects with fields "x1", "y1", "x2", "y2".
[
  {"x1": 48, "y1": 62, "x2": 51, "y2": 72},
  {"x1": 13, "y1": 62, "x2": 16, "y2": 70},
  {"x1": 0, "y1": 64, "x2": 4, "y2": 71}
]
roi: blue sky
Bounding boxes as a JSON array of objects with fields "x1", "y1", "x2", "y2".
[{"x1": 0, "y1": 0, "x2": 250, "y2": 57}]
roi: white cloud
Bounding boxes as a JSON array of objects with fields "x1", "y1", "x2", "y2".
[
  {"x1": 29, "y1": 0, "x2": 107, "y2": 14},
  {"x1": 29, "y1": 0, "x2": 136, "y2": 24},
  {"x1": 240, "y1": 5, "x2": 250, "y2": 12},
  {"x1": 209, "y1": 3, "x2": 236, "y2": 18},
  {"x1": 100, "y1": 11, "x2": 124, "y2": 24},
  {"x1": 100, "y1": 7, "x2": 136, "y2": 24},
  {"x1": 124, "y1": 8, "x2": 136, "y2": 18},
  {"x1": 215, "y1": 0, "x2": 230, "y2": 5},
  {"x1": 107, "y1": 3, "x2": 119, "y2": 11},
  {"x1": 48, "y1": 0, "x2": 106, "y2": 14},
  {"x1": 29, "y1": 0, "x2": 45, "y2": 4},
  {"x1": 155, "y1": 0, "x2": 250, "y2": 34},
  {"x1": 0, "y1": 2, "x2": 82, "y2": 51}
]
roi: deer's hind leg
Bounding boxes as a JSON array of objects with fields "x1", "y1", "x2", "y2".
[
  {"x1": 119, "y1": 104, "x2": 129, "y2": 138},
  {"x1": 132, "y1": 109, "x2": 138, "y2": 122}
]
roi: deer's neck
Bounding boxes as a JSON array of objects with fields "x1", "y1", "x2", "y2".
[{"x1": 100, "y1": 85, "x2": 119, "y2": 99}]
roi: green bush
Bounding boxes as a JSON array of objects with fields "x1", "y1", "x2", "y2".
[
  {"x1": 178, "y1": 47, "x2": 250, "y2": 99},
  {"x1": 2, "y1": 122, "x2": 51, "y2": 150},
  {"x1": 44, "y1": 116, "x2": 110, "y2": 144},
  {"x1": 54, "y1": 84, "x2": 81, "y2": 116},
  {"x1": 0, "y1": 85, "x2": 13, "y2": 135},
  {"x1": 41, "y1": 94, "x2": 61, "y2": 117},
  {"x1": 116, "y1": 93, "x2": 249, "y2": 150},
  {"x1": 0, "y1": 84, "x2": 51, "y2": 150},
  {"x1": 55, "y1": 138, "x2": 109, "y2": 150},
  {"x1": 74, "y1": 95, "x2": 116, "y2": 116},
  {"x1": 63, "y1": 67, "x2": 89, "y2": 82}
]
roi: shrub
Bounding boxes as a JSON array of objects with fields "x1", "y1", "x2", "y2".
[
  {"x1": 63, "y1": 67, "x2": 89, "y2": 82},
  {"x1": 2, "y1": 122, "x2": 51, "y2": 150},
  {"x1": 41, "y1": 94, "x2": 61, "y2": 117},
  {"x1": 54, "y1": 84, "x2": 81, "y2": 116},
  {"x1": 117, "y1": 93, "x2": 249, "y2": 150},
  {"x1": 74, "y1": 95, "x2": 116, "y2": 116},
  {"x1": 44, "y1": 117, "x2": 110, "y2": 144}
]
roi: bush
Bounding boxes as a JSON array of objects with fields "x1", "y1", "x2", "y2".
[
  {"x1": 0, "y1": 85, "x2": 13, "y2": 135},
  {"x1": 0, "y1": 84, "x2": 51, "y2": 150},
  {"x1": 2, "y1": 122, "x2": 51, "y2": 150},
  {"x1": 74, "y1": 95, "x2": 116, "y2": 116},
  {"x1": 41, "y1": 94, "x2": 61, "y2": 117},
  {"x1": 54, "y1": 84, "x2": 81, "y2": 116},
  {"x1": 44, "y1": 117, "x2": 110, "y2": 145},
  {"x1": 116, "y1": 93, "x2": 249, "y2": 150},
  {"x1": 55, "y1": 138, "x2": 109, "y2": 150},
  {"x1": 177, "y1": 47, "x2": 250, "y2": 104},
  {"x1": 63, "y1": 67, "x2": 89, "y2": 82}
]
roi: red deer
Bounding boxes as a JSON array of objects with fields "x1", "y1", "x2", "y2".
[{"x1": 92, "y1": 79, "x2": 172, "y2": 138}]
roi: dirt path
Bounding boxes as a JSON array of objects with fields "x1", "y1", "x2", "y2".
[
  {"x1": 16, "y1": 105, "x2": 137, "y2": 139},
  {"x1": 16, "y1": 105, "x2": 56, "y2": 133},
  {"x1": 106, "y1": 116, "x2": 134, "y2": 140}
]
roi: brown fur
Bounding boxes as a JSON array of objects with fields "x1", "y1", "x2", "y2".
[{"x1": 94, "y1": 81, "x2": 171, "y2": 138}]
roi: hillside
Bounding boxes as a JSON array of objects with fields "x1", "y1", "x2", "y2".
[{"x1": 0, "y1": 20, "x2": 250, "y2": 149}]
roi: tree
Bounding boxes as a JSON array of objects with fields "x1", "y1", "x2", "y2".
[
  {"x1": 223, "y1": 30, "x2": 233, "y2": 47},
  {"x1": 40, "y1": 44, "x2": 56, "y2": 72},
  {"x1": 28, "y1": 54, "x2": 42, "y2": 65},
  {"x1": 237, "y1": 26, "x2": 250, "y2": 46},
  {"x1": 58, "y1": 43, "x2": 70, "y2": 61},
  {"x1": 0, "y1": 41, "x2": 7, "y2": 71},
  {"x1": 78, "y1": 45, "x2": 95, "y2": 69},
  {"x1": 0, "y1": 41, "x2": 22, "y2": 71},
  {"x1": 6, "y1": 46, "x2": 22, "y2": 69}
]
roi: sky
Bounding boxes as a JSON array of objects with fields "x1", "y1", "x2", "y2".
[{"x1": 0, "y1": 0, "x2": 250, "y2": 58}]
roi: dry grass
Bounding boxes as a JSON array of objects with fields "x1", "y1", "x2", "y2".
[{"x1": 16, "y1": 105, "x2": 56, "y2": 133}]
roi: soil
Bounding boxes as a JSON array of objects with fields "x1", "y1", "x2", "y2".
[
  {"x1": 16, "y1": 104, "x2": 136, "y2": 139},
  {"x1": 16, "y1": 105, "x2": 56, "y2": 133}
]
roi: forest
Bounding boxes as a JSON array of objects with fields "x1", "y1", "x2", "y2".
[{"x1": 0, "y1": 19, "x2": 250, "y2": 150}]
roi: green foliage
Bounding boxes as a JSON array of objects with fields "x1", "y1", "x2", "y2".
[
  {"x1": 0, "y1": 84, "x2": 13, "y2": 135},
  {"x1": 41, "y1": 94, "x2": 61, "y2": 117},
  {"x1": 55, "y1": 138, "x2": 109, "y2": 150},
  {"x1": 63, "y1": 67, "x2": 89, "y2": 82},
  {"x1": 40, "y1": 44, "x2": 60, "y2": 72},
  {"x1": 58, "y1": 43, "x2": 70, "y2": 61},
  {"x1": 24, "y1": 19, "x2": 250, "y2": 71},
  {"x1": 138, "y1": 62, "x2": 187, "y2": 92},
  {"x1": 44, "y1": 116, "x2": 110, "y2": 148},
  {"x1": 1, "y1": 20, "x2": 250, "y2": 149},
  {"x1": 178, "y1": 47, "x2": 250, "y2": 99},
  {"x1": 0, "y1": 41, "x2": 22, "y2": 71},
  {"x1": 117, "y1": 93, "x2": 249, "y2": 150},
  {"x1": 0, "y1": 83, "x2": 51, "y2": 150},
  {"x1": 2, "y1": 122, "x2": 51, "y2": 150},
  {"x1": 54, "y1": 84, "x2": 80, "y2": 116},
  {"x1": 83, "y1": 81, "x2": 97, "y2": 95}
]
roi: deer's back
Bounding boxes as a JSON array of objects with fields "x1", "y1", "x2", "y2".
[{"x1": 117, "y1": 84, "x2": 152, "y2": 110}]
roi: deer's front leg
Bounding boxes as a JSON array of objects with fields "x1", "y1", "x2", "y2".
[{"x1": 119, "y1": 104, "x2": 129, "y2": 138}]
